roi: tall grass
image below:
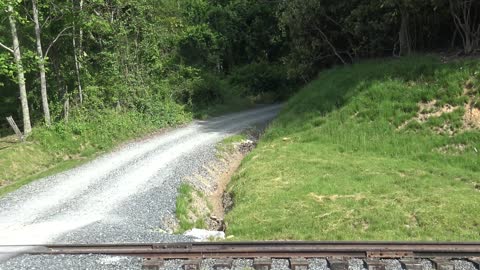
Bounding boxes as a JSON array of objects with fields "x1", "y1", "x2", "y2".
[{"x1": 225, "y1": 55, "x2": 480, "y2": 240}]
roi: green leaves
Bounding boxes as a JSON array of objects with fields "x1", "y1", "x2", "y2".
[{"x1": 0, "y1": 52, "x2": 15, "y2": 79}]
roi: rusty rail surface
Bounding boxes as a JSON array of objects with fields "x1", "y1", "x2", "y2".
[{"x1": 1, "y1": 242, "x2": 480, "y2": 259}]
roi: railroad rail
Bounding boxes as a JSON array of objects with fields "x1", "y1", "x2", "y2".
[{"x1": 0, "y1": 242, "x2": 479, "y2": 270}]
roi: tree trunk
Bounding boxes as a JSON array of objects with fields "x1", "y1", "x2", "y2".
[
  {"x1": 79, "y1": 0, "x2": 84, "y2": 52},
  {"x1": 313, "y1": 25, "x2": 346, "y2": 65},
  {"x1": 399, "y1": 9, "x2": 412, "y2": 56},
  {"x1": 8, "y1": 5, "x2": 32, "y2": 135},
  {"x1": 32, "y1": 0, "x2": 51, "y2": 126},
  {"x1": 6, "y1": 116, "x2": 24, "y2": 141},
  {"x1": 64, "y1": 96, "x2": 70, "y2": 123},
  {"x1": 72, "y1": 0, "x2": 83, "y2": 104},
  {"x1": 449, "y1": 0, "x2": 480, "y2": 54}
]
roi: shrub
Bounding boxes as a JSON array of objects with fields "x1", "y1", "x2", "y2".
[
  {"x1": 228, "y1": 62, "x2": 295, "y2": 101},
  {"x1": 191, "y1": 73, "x2": 226, "y2": 107}
]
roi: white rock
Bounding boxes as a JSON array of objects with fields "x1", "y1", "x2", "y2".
[{"x1": 183, "y1": 228, "x2": 225, "y2": 241}]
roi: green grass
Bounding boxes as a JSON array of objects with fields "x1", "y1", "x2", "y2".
[
  {"x1": 0, "y1": 158, "x2": 91, "y2": 197},
  {"x1": 176, "y1": 184, "x2": 196, "y2": 232},
  {"x1": 176, "y1": 183, "x2": 208, "y2": 233},
  {"x1": 0, "y1": 106, "x2": 190, "y2": 196},
  {"x1": 216, "y1": 134, "x2": 248, "y2": 155},
  {"x1": 225, "y1": 55, "x2": 480, "y2": 241}
]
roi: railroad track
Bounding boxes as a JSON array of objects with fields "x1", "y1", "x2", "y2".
[{"x1": 0, "y1": 242, "x2": 479, "y2": 270}]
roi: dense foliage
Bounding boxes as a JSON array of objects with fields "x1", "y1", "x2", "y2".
[
  {"x1": 0, "y1": 0, "x2": 479, "y2": 135},
  {"x1": 0, "y1": 0, "x2": 287, "y2": 135}
]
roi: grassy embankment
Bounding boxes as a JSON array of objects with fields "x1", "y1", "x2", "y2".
[{"x1": 225, "y1": 55, "x2": 480, "y2": 240}]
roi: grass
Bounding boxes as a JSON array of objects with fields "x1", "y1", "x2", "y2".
[
  {"x1": 225, "y1": 55, "x2": 480, "y2": 241},
  {"x1": 0, "y1": 158, "x2": 90, "y2": 197},
  {"x1": 175, "y1": 183, "x2": 208, "y2": 233},
  {"x1": 216, "y1": 134, "x2": 248, "y2": 155},
  {"x1": 176, "y1": 184, "x2": 196, "y2": 232}
]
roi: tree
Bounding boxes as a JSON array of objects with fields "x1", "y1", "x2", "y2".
[
  {"x1": 71, "y1": 0, "x2": 83, "y2": 104},
  {"x1": 31, "y1": 0, "x2": 51, "y2": 126},
  {"x1": 449, "y1": 0, "x2": 480, "y2": 54},
  {"x1": 278, "y1": 0, "x2": 354, "y2": 79},
  {"x1": 0, "y1": 1, "x2": 32, "y2": 135}
]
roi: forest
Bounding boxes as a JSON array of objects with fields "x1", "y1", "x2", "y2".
[{"x1": 0, "y1": 0, "x2": 479, "y2": 137}]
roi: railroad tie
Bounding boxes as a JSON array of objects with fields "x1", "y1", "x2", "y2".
[
  {"x1": 289, "y1": 258, "x2": 309, "y2": 270},
  {"x1": 142, "y1": 258, "x2": 164, "y2": 270},
  {"x1": 365, "y1": 259, "x2": 386, "y2": 270},
  {"x1": 214, "y1": 259, "x2": 234, "y2": 270},
  {"x1": 328, "y1": 258, "x2": 349, "y2": 270},
  {"x1": 182, "y1": 259, "x2": 202, "y2": 270},
  {"x1": 253, "y1": 257, "x2": 272, "y2": 270},
  {"x1": 468, "y1": 258, "x2": 480, "y2": 269},
  {"x1": 400, "y1": 259, "x2": 423, "y2": 270},
  {"x1": 430, "y1": 259, "x2": 454, "y2": 270}
]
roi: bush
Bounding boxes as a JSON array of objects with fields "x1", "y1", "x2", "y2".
[
  {"x1": 142, "y1": 97, "x2": 191, "y2": 126},
  {"x1": 169, "y1": 66, "x2": 229, "y2": 110},
  {"x1": 228, "y1": 62, "x2": 295, "y2": 101},
  {"x1": 191, "y1": 73, "x2": 226, "y2": 107}
]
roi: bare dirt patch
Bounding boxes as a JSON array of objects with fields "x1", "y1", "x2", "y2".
[
  {"x1": 417, "y1": 101, "x2": 457, "y2": 121},
  {"x1": 434, "y1": 144, "x2": 468, "y2": 155},
  {"x1": 309, "y1": 193, "x2": 365, "y2": 203},
  {"x1": 464, "y1": 103, "x2": 480, "y2": 129},
  {"x1": 398, "y1": 91, "x2": 480, "y2": 134},
  {"x1": 398, "y1": 100, "x2": 459, "y2": 131}
]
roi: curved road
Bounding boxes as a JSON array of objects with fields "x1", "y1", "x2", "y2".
[{"x1": 0, "y1": 105, "x2": 281, "y2": 249}]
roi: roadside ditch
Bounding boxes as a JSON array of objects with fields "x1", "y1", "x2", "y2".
[{"x1": 173, "y1": 127, "x2": 263, "y2": 240}]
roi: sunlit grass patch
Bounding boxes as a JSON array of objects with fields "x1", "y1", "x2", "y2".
[
  {"x1": 225, "y1": 55, "x2": 480, "y2": 240},
  {"x1": 176, "y1": 183, "x2": 209, "y2": 233}
]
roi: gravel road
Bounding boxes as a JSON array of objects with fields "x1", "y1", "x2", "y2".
[{"x1": 0, "y1": 105, "x2": 281, "y2": 269}]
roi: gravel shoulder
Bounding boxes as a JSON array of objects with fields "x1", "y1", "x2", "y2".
[{"x1": 0, "y1": 105, "x2": 281, "y2": 269}]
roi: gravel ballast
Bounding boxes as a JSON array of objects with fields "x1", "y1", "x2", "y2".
[{"x1": 0, "y1": 105, "x2": 281, "y2": 269}]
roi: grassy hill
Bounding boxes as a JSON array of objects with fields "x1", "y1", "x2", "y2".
[{"x1": 225, "y1": 55, "x2": 480, "y2": 240}]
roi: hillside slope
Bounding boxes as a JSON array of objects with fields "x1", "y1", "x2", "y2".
[{"x1": 225, "y1": 56, "x2": 480, "y2": 240}]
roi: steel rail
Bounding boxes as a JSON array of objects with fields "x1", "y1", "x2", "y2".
[{"x1": 1, "y1": 242, "x2": 480, "y2": 259}]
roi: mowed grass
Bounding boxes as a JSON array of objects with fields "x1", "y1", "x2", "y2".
[{"x1": 225, "y1": 55, "x2": 480, "y2": 240}]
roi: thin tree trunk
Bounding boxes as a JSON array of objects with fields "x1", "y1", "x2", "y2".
[
  {"x1": 32, "y1": 0, "x2": 51, "y2": 126},
  {"x1": 451, "y1": 28, "x2": 458, "y2": 49},
  {"x1": 8, "y1": 5, "x2": 32, "y2": 135},
  {"x1": 449, "y1": 0, "x2": 479, "y2": 54},
  {"x1": 6, "y1": 116, "x2": 24, "y2": 141},
  {"x1": 79, "y1": 0, "x2": 84, "y2": 88},
  {"x1": 79, "y1": 0, "x2": 84, "y2": 52},
  {"x1": 313, "y1": 25, "x2": 346, "y2": 65},
  {"x1": 64, "y1": 95, "x2": 70, "y2": 123},
  {"x1": 72, "y1": 0, "x2": 83, "y2": 104},
  {"x1": 399, "y1": 9, "x2": 412, "y2": 56}
]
